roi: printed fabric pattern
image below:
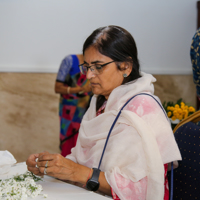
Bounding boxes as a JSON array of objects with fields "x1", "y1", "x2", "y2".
[
  {"x1": 57, "y1": 55, "x2": 91, "y2": 156},
  {"x1": 190, "y1": 28, "x2": 200, "y2": 98}
]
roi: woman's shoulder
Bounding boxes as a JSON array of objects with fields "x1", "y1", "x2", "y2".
[
  {"x1": 124, "y1": 93, "x2": 163, "y2": 117},
  {"x1": 62, "y1": 55, "x2": 73, "y2": 62}
]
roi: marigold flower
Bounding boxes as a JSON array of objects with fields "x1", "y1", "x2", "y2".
[
  {"x1": 167, "y1": 111, "x2": 172, "y2": 117},
  {"x1": 173, "y1": 110, "x2": 178, "y2": 115},
  {"x1": 175, "y1": 104, "x2": 179, "y2": 108},
  {"x1": 174, "y1": 113, "x2": 179, "y2": 118},
  {"x1": 182, "y1": 109, "x2": 187, "y2": 114},
  {"x1": 181, "y1": 102, "x2": 185, "y2": 107},
  {"x1": 177, "y1": 108, "x2": 182, "y2": 114},
  {"x1": 188, "y1": 106, "x2": 195, "y2": 113},
  {"x1": 171, "y1": 116, "x2": 177, "y2": 121},
  {"x1": 178, "y1": 114, "x2": 183, "y2": 121},
  {"x1": 167, "y1": 106, "x2": 174, "y2": 111}
]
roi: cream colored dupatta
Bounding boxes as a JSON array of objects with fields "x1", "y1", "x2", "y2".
[{"x1": 67, "y1": 72, "x2": 181, "y2": 200}]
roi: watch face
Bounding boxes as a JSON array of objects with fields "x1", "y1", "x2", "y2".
[{"x1": 86, "y1": 180, "x2": 100, "y2": 191}]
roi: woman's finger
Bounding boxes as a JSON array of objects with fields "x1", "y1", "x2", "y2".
[
  {"x1": 39, "y1": 166, "x2": 54, "y2": 175},
  {"x1": 27, "y1": 166, "x2": 42, "y2": 176},
  {"x1": 38, "y1": 153, "x2": 54, "y2": 162},
  {"x1": 37, "y1": 160, "x2": 51, "y2": 168},
  {"x1": 26, "y1": 153, "x2": 39, "y2": 167},
  {"x1": 38, "y1": 151, "x2": 49, "y2": 159}
]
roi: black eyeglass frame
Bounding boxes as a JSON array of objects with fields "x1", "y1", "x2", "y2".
[{"x1": 79, "y1": 60, "x2": 116, "y2": 75}]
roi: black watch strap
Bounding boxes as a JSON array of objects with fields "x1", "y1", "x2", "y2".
[{"x1": 86, "y1": 168, "x2": 101, "y2": 191}]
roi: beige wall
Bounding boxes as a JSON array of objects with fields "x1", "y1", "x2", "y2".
[
  {"x1": 154, "y1": 75, "x2": 196, "y2": 106},
  {"x1": 0, "y1": 73, "x2": 196, "y2": 162}
]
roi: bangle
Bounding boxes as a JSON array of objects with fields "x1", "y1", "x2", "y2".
[
  {"x1": 78, "y1": 91, "x2": 84, "y2": 94},
  {"x1": 67, "y1": 87, "x2": 70, "y2": 94},
  {"x1": 83, "y1": 168, "x2": 92, "y2": 188}
]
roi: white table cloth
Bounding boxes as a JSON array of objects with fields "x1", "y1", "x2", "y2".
[{"x1": 0, "y1": 162, "x2": 111, "y2": 200}]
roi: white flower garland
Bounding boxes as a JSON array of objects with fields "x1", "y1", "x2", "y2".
[{"x1": 0, "y1": 171, "x2": 47, "y2": 200}]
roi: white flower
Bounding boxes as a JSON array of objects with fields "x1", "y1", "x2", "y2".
[
  {"x1": 20, "y1": 175, "x2": 24, "y2": 179},
  {"x1": 0, "y1": 171, "x2": 47, "y2": 200}
]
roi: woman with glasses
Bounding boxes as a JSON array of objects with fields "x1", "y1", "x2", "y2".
[
  {"x1": 55, "y1": 54, "x2": 92, "y2": 157},
  {"x1": 26, "y1": 25, "x2": 181, "y2": 200}
]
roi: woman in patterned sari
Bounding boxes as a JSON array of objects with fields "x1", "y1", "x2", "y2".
[{"x1": 55, "y1": 54, "x2": 91, "y2": 157}]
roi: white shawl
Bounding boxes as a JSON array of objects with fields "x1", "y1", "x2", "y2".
[{"x1": 66, "y1": 72, "x2": 181, "y2": 200}]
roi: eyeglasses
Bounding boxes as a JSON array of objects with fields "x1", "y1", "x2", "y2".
[{"x1": 79, "y1": 61, "x2": 115, "y2": 75}]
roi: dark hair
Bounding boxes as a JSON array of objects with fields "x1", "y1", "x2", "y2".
[{"x1": 82, "y1": 25, "x2": 141, "y2": 111}]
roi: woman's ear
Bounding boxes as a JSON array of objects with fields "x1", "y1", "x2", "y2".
[{"x1": 120, "y1": 62, "x2": 132, "y2": 77}]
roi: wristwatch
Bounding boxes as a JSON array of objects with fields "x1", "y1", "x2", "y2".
[{"x1": 86, "y1": 168, "x2": 101, "y2": 191}]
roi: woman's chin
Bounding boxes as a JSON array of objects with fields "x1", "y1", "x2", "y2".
[{"x1": 91, "y1": 88, "x2": 101, "y2": 95}]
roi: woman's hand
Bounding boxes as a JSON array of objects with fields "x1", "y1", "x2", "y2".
[
  {"x1": 26, "y1": 152, "x2": 112, "y2": 195},
  {"x1": 26, "y1": 153, "x2": 43, "y2": 176},
  {"x1": 55, "y1": 82, "x2": 83, "y2": 94},
  {"x1": 36, "y1": 152, "x2": 78, "y2": 181}
]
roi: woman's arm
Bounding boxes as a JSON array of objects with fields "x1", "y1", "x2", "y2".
[
  {"x1": 26, "y1": 152, "x2": 111, "y2": 196},
  {"x1": 54, "y1": 81, "x2": 83, "y2": 94},
  {"x1": 73, "y1": 164, "x2": 112, "y2": 195}
]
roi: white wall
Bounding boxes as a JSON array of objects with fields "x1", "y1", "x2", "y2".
[{"x1": 0, "y1": 0, "x2": 198, "y2": 74}]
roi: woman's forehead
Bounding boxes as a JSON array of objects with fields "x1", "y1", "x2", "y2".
[{"x1": 84, "y1": 46, "x2": 111, "y2": 63}]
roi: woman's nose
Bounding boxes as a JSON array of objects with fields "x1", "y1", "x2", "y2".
[{"x1": 86, "y1": 68, "x2": 95, "y2": 79}]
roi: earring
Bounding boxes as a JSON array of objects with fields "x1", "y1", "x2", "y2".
[{"x1": 123, "y1": 73, "x2": 127, "y2": 77}]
